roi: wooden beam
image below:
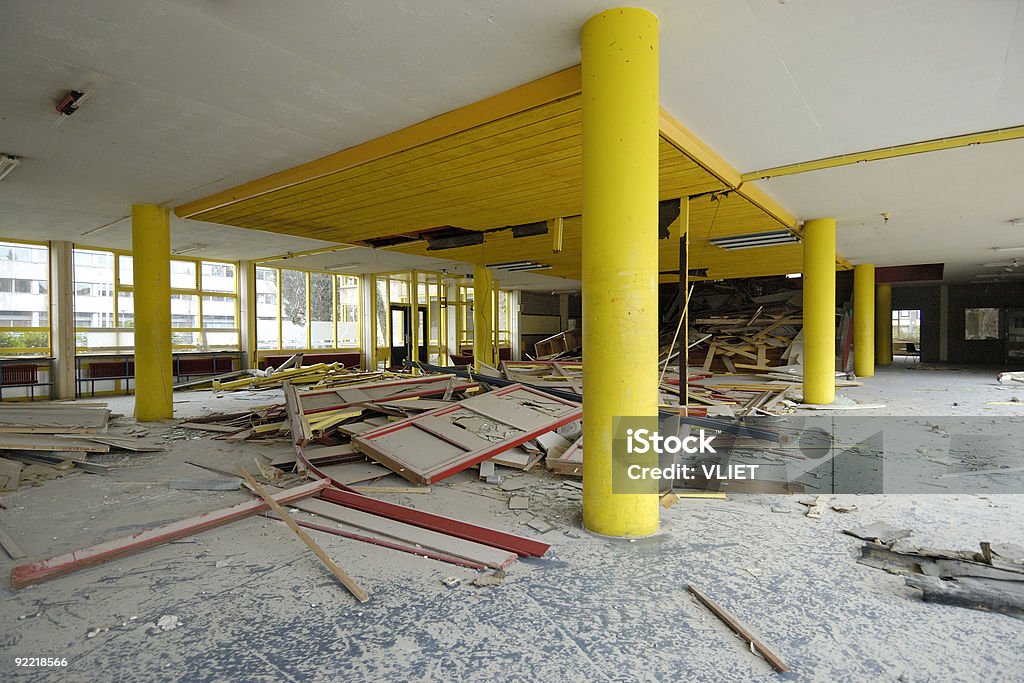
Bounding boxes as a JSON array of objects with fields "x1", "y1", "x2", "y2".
[
  {"x1": 687, "y1": 584, "x2": 790, "y2": 673},
  {"x1": 9, "y1": 479, "x2": 329, "y2": 590},
  {"x1": 240, "y1": 469, "x2": 369, "y2": 603}
]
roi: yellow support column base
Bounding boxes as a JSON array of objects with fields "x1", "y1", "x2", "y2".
[{"x1": 581, "y1": 7, "x2": 660, "y2": 537}]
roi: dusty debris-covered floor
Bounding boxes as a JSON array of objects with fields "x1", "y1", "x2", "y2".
[{"x1": 1, "y1": 366, "x2": 1023, "y2": 682}]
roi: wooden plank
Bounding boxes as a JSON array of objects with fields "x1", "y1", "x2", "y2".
[
  {"x1": 702, "y1": 344, "x2": 717, "y2": 372},
  {"x1": 350, "y1": 486, "x2": 431, "y2": 494},
  {"x1": 687, "y1": 584, "x2": 790, "y2": 673},
  {"x1": 284, "y1": 495, "x2": 517, "y2": 569},
  {"x1": 0, "y1": 434, "x2": 110, "y2": 453},
  {"x1": 318, "y1": 486, "x2": 550, "y2": 558},
  {"x1": 69, "y1": 435, "x2": 166, "y2": 452},
  {"x1": 317, "y1": 461, "x2": 395, "y2": 485},
  {"x1": 178, "y1": 422, "x2": 246, "y2": 434},
  {"x1": 263, "y1": 513, "x2": 484, "y2": 569},
  {"x1": 6, "y1": 452, "x2": 112, "y2": 474},
  {"x1": 352, "y1": 384, "x2": 581, "y2": 485},
  {"x1": 283, "y1": 382, "x2": 312, "y2": 446},
  {"x1": 0, "y1": 525, "x2": 26, "y2": 560},
  {"x1": 9, "y1": 479, "x2": 330, "y2": 590},
  {"x1": 240, "y1": 469, "x2": 368, "y2": 602}
]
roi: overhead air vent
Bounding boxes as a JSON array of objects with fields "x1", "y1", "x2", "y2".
[
  {"x1": 709, "y1": 230, "x2": 800, "y2": 251},
  {"x1": 423, "y1": 226, "x2": 485, "y2": 251}
]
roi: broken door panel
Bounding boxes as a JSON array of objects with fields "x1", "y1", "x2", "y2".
[{"x1": 352, "y1": 384, "x2": 582, "y2": 485}]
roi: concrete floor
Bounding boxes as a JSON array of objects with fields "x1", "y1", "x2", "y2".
[{"x1": 1, "y1": 365, "x2": 1022, "y2": 682}]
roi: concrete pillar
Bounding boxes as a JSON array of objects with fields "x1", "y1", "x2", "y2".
[
  {"x1": 581, "y1": 7, "x2": 660, "y2": 537},
  {"x1": 802, "y1": 218, "x2": 836, "y2": 404},
  {"x1": 48, "y1": 241, "x2": 76, "y2": 399},
  {"x1": 472, "y1": 264, "x2": 494, "y2": 370},
  {"x1": 132, "y1": 204, "x2": 173, "y2": 421},
  {"x1": 876, "y1": 284, "x2": 893, "y2": 366},
  {"x1": 853, "y1": 264, "x2": 875, "y2": 377},
  {"x1": 238, "y1": 260, "x2": 256, "y2": 369}
]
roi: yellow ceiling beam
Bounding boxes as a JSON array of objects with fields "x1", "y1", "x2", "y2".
[
  {"x1": 658, "y1": 108, "x2": 742, "y2": 189},
  {"x1": 742, "y1": 124, "x2": 1024, "y2": 182},
  {"x1": 175, "y1": 65, "x2": 582, "y2": 219}
]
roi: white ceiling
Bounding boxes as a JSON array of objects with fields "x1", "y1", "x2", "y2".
[{"x1": 1, "y1": 0, "x2": 1022, "y2": 284}]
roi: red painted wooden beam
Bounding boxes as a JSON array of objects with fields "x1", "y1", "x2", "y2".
[
  {"x1": 317, "y1": 486, "x2": 550, "y2": 558},
  {"x1": 263, "y1": 513, "x2": 487, "y2": 570},
  {"x1": 10, "y1": 479, "x2": 329, "y2": 590}
]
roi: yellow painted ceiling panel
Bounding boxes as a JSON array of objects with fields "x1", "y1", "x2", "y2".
[{"x1": 176, "y1": 66, "x2": 849, "y2": 282}]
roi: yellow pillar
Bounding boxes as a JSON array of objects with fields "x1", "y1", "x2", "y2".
[
  {"x1": 876, "y1": 283, "x2": 893, "y2": 366},
  {"x1": 853, "y1": 264, "x2": 875, "y2": 377},
  {"x1": 581, "y1": 7, "x2": 660, "y2": 537},
  {"x1": 132, "y1": 204, "x2": 173, "y2": 421},
  {"x1": 472, "y1": 264, "x2": 494, "y2": 370},
  {"x1": 802, "y1": 218, "x2": 836, "y2": 405}
]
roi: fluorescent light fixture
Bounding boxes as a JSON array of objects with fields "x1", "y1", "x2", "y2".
[
  {"x1": 0, "y1": 154, "x2": 20, "y2": 181},
  {"x1": 709, "y1": 230, "x2": 800, "y2": 251},
  {"x1": 993, "y1": 246, "x2": 1024, "y2": 252},
  {"x1": 785, "y1": 273, "x2": 802, "y2": 278},
  {"x1": 485, "y1": 260, "x2": 535, "y2": 269},
  {"x1": 172, "y1": 243, "x2": 208, "y2": 255},
  {"x1": 485, "y1": 260, "x2": 551, "y2": 272}
]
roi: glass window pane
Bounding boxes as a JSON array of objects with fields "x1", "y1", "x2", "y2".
[
  {"x1": 170, "y1": 260, "x2": 197, "y2": 289},
  {"x1": 255, "y1": 267, "x2": 279, "y2": 350},
  {"x1": 171, "y1": 294, "x2": 200, "y2": 328},
  {"x1": 73, "y1": 249, "x2": 115, "y2": 328},
  {"x1": 0, "y1": 330, "x2": 49, "y2": 355},
  {"x1": 202, "y1": 296, "x2": 236, "y2": 328},
  {"x1": 965, "y1": 308, "x2": 1000, "y2": 340},
  {"x1": 375, "y1": 278, "x2": 387, "y2": 348},
  {"x1": 336, "y1": 275, "x2": 359, "y2": 347},
  {"x1": 172, "y1": 330, "x2": 199, "y2": 350},
  {"x1": 204, "y1": 330, "x2": 240, "y2": 351},
  {"x1": 118, "y1": 291, "x2": 134, "y2": 327},
  {"x1": 202, "y1": 262, "x2": 236, "y2": 293},
  {"x1": 119, "y1": 255, "x2": 133, "y2": 286},
  {"x1": 281, "y1": 270, "x2": 308, "y2": 349},
  {"x1": 310, "y1": 273, "x2": 333, "y2": 349}
]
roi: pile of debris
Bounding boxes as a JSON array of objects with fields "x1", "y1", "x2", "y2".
[
  {"x1": 688, "y1": 280, "x2": 804, "y2": 374},
  {"x1": 0, "y1": 402, "x2": 165, "y2": 493}
]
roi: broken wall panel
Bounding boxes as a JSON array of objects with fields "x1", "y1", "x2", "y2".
[{"x1": 352, "y1": 384, "x2": 582, "y2": 485}]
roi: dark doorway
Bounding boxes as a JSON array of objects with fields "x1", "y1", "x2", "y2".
[{"x1": 389, "y1": 304, "x2": 428, "y2": 368}]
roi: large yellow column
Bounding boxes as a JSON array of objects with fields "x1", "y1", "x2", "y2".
[
  {"x1": 802, "y1": 218, "x2": 836, "y2": 405},
  {"x1": 581, "y1": 7, "x2": 660, "y2": 537},
  {"x1": 876, "y1": 283, "x2": 893, "y2": 366},
  {"x1": 853, "y1": 264, "x2": 875, "y2": 377},
  {"x1": 472, "y1": 264, "x2": 494, "y2": 370},
  {"x1": 132, "y1": 204, "x2": 173, "y2": 421}
]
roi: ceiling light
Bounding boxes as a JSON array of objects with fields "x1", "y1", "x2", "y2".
[
  {"x1": 993, "y1": 246, "x2": 1024, "y2": 252},
  {"x1": 172, "y1": 243, "x2": 208, "y2": 255},
  {"x1": 785, "y1": 273, "x2": 802, "y2": 278},
  {"x1": 0, "y1": 154, "x2": 20, "y2": 181},
  {"x1": 504, "y1": 264, "x2": 552, "y2": 272},
  {"x1": 485, "y1": 261, "x2": 534, "y2": 269},
  {"x1": 709, "y1": 230, "x2": 800, "y2": 251}
]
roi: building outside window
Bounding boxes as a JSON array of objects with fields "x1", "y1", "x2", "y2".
[
  {"x1": 0, "y1": 240, "x2": 50, "y2": 356},
  {"x1": 73, "y1": 247, "x2": 239, "y2": 353}
]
